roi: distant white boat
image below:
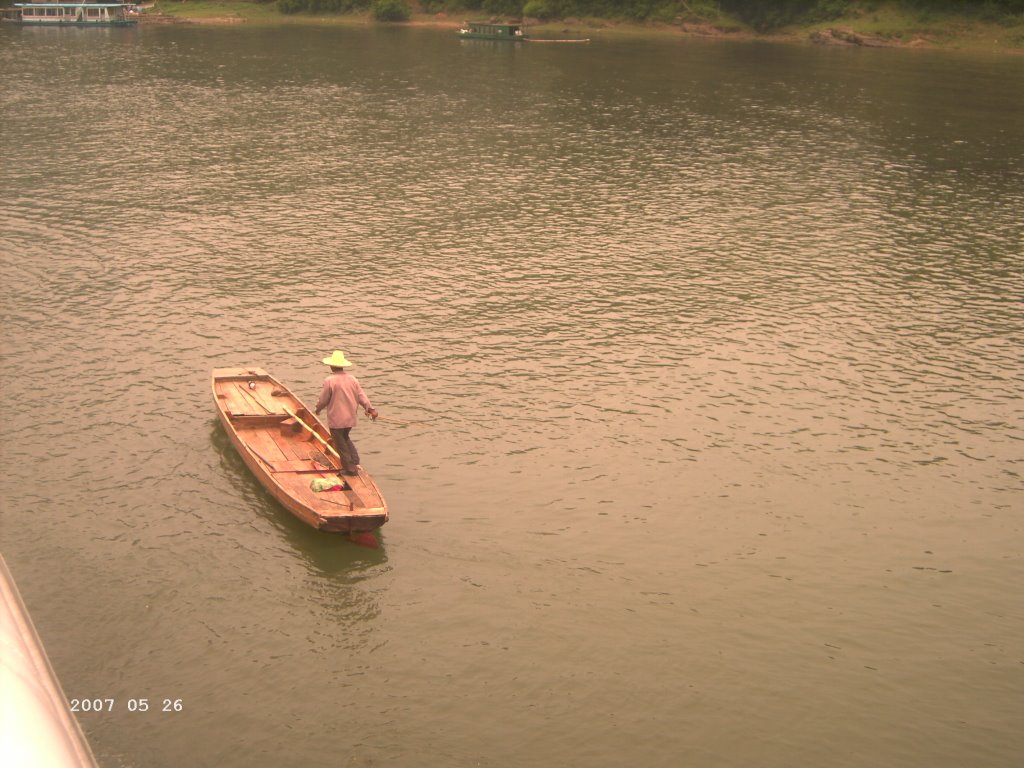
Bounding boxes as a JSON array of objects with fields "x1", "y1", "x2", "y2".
[{"x1": 4, "y1": 2, "x2": 138, "y2": 26}]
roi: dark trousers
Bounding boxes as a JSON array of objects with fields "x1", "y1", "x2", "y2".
[{"x1": 330, "y1": 427, "x2": 360, "y2": 472}]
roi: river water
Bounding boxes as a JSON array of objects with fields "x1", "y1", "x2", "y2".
[{"x1": 1, "y1": 22, "x2": 1021, "y2": 768}]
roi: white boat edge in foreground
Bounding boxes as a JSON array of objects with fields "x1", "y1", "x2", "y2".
[{"x1": 0, "y1": 553, "x2": 99, "y2": 768}]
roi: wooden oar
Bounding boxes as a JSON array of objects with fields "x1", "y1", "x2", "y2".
[
  {"x1": 248, "y1": 446, "x2": 276, "y2": 469},
  {"x1": 281, "y1": 406, "x2": 341, "y2": 461},
  {"x1": 235, "y1": 383, "x2": 277, "y2": 415},
  {"x1": 236, "y1": 383, "x2": 342, "y2": 461},
  {"x1": 315, "y1": 494, "x2": 354, "y2": 511}
]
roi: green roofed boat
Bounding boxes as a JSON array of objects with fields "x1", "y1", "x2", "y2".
[{"x1": 458, "y1": 20, "x2": 526, "y2": 41}]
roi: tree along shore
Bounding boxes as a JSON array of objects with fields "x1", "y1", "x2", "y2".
[{"x1": 143, "y1": 1, "x2": 1024, "y2": 54}]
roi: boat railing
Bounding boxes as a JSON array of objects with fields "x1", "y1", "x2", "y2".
[{"x1": 0, "y1": 555, "x2": 100, "y2": 767}]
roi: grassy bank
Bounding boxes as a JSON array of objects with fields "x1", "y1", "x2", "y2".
[{"x1": 143, "y1": 1, "x2": 1024, "y2": 53}]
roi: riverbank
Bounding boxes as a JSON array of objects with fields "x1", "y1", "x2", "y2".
[{"x1": 143, "y1": 1, "x2": 1024, "y2": 54}]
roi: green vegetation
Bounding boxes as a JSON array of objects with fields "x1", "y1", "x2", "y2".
[
  {"x1": 371, "y1": 0, "x2": 411, "y2": 17},
  {"x1": 148, "y1": 0, "x2": 279, "y2": 22},
  {"x1": 146, "y1": 0, "x2": 1024, "y2": 50},
  {"x1": 277, "y1": 0, "x2": 364, "y2": 15},
  {"x1": 262, "y1": 0, "x2": 1024, "y2": 30},
  {"x1": 718, "y1": 0, "x2": 852, "y2": 32}
]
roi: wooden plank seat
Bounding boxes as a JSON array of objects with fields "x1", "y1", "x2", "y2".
[
  {"x1": 271, "y1": 459, "x2": 340, "y2": 475},
  {"x1": 229, "y1": 413, "x2": 291, "y2": 428}
]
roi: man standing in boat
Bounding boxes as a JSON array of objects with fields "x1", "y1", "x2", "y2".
[{"x1": 314, "y1": 350, "x2": 378, "y2": 476}]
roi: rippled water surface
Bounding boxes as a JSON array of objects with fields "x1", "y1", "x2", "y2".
[{"x1": 1, "y1": 23, "x2": 1022, "y2": 768}]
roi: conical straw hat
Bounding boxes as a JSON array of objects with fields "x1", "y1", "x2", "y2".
[{"x1": 321, "y1": 350, "x2": 353, "y2": 367}]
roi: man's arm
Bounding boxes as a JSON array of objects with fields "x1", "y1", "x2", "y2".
[
  {"x1": 355, "y1": 386, "x2": 377, "y2": 420},
  {"x1": 314, "y1": 380, "x2": 331, "y2": 415}
]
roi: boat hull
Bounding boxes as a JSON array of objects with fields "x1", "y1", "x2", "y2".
[
  {"x1": 5, "y1": 3, "x2": 138, "y2": 25},
  {"x1": 457, "y1": 22, "x2": 525, "y2": 41},
  {"x1": 212, "y1": 368, "x2": 388, "y2": 534},
  {"x1": 458, "y1": 33, "x2": 525, "y2": 41},
  {"x1": 11, "y1": 19, "x2": 137, "y2": 25},
  {"x1": 0, "y1": 556, "x2": 99, "y2": 767}
]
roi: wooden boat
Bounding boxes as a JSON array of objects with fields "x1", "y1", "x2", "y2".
[
  {"x1": 212, "y1": 367, "x2": 388, "y2": 534},
  {"x1": 4, "y1": 2, "x2": 138, "y2": 26},
  {"x1": 458, "y1": 21, "x2": 526, "y2": 41}
]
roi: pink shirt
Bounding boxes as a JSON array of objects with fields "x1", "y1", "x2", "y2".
[{"x1": 315, "y1": 372, "x2": 373, "y2": 429}]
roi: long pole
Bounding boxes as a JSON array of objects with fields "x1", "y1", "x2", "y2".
[
  {"x1": 236, "y1": 383, "x2": 340, "y2": 460},
  {"x1": 282, "y1": 407, "x2": 341, "y2": 461}
]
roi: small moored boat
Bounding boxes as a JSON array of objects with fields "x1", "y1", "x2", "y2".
[
  {"x1": 5, "y1": 2, "x2": 138, "y2": 25},
  {"x1": 458, "y1": 20, "x2": 526, "y2": 41},
  {"x1": 212, "y1": 367, "x2": 388, "y2": 535}
]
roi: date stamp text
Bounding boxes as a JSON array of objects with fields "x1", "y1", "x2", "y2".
[{"x1": 69, "y1": 698, "x2": 184, "y2": 713}]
